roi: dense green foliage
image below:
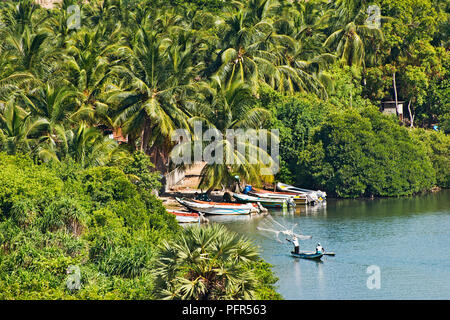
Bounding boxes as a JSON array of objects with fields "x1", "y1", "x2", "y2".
[
  {"x1": 0, "y1": 153, "x2": 280, "y2": 299},
  {"x1": 0, "y1": 0, "x2": 448, "y2": 194},
  {"x1": 270, "y1": 71, "x2": 448, "y2": 197},
  {"x1": 302, "y1": 107, "x2": 436, "y2": 197},
  {"x1": 0, "y1": 152, "x2": 178, "y2": 299},
  {"x1": 0, "y1": 0, "x2": 448, "y2": 300}
]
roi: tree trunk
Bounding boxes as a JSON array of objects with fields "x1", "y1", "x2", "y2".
[
  {"x1": 407, "y1": 100, "x2": 414, "y2": 128},
  {"x1": 141, "y1": 119, "x2": 152, "y2": 153},
  {"x1": 149, "y1": 143, "x2": 170, "y2": 174},
  {"x1": 127, "y1": 134, "x2": 138, "y2": 151},
  {"x1": 393, "y1": 72, "x2": 399, "y2": 119}
]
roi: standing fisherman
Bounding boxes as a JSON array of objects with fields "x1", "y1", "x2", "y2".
[{"x1": 286, "y1": 235, "x2": 300, "y2": 254}]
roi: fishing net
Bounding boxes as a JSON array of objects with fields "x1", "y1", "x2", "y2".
[{"x1": 256, "y1": 215, "x2": 312, "y2": 243}]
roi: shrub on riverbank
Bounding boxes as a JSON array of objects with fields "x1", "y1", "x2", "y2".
[
  {"x1": 0, "y1": 152, "x2": 179, "y2": 299},
  {"x1": 303, "y1": 107, "x2": 436, "y2": 197},
  {"x1": 269, "y1": 88, "x2": 445, "y2": 198},
  {"x1": 411, "y1": 129, "x2": 450, "y2": 189},
  {"x1": 0, "y1": 153, "x2": 281, "y2": 299}
]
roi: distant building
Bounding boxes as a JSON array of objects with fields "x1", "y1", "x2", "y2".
[
  {"x1": 380, "y1": 100, "x2": 405, "y2": 117},
  {"x1": 112, "y1": 127, "x2": 128, "y2": 144},
  {"x1": 95, "y1": 124, "x2": 129, "y2": 144}
]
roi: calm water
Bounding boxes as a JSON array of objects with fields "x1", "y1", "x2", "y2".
[{"x1": 208, "y1": 190, "x2": 450, "y2": 299}]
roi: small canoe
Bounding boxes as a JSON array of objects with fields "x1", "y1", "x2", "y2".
[
  {"x1": 291, "y1": 251, "x2": 324, "y2": 260},
  {"x1": 166, "y1": 209, "x2": 201, "y2": 223},
  {"x1": 232, "y1": 193, "x2": 293, "y2": 208},
  {"x1": 175, "y1": 197, "x2": 259, "y2": 215}
]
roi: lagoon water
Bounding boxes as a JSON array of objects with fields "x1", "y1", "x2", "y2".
[{"x1": 208, "y1": 190, "x2": 450, "y2": 299}]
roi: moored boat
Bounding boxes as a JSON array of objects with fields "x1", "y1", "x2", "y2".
[
  {"x1": 175, "y1": 197, "x2": 259, "y2": 215},
  {"x1": 276, "y1": 182, "x2": 327, "y2": 201},
  {"x1": 246, "y1": 187, "x2": 311, "y2": 205},
  {"x1": 232, "y1": 193, "x2": 293, "y2": 208},
  {"x1": 166, "y1": 209, "x2": 204, "y2": 223}
]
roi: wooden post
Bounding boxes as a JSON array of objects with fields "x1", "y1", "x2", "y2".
[
  {"x1": 393, "y1": 73, "x2": 399, "y2": 120},
  {"x1": 407, "y1": 100, "x2": 414, "y2": 127}
]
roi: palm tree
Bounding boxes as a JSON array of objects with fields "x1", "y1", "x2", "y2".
[
  {"x1": 18, "y1": 82, "x2": 79, "y2": 124},
  {"x1": 42, "y1": 0, "x2": 82, "y2": 49},
  {"x1": 0, "y1": 99, "x2": 49, "y2": 155},
  {"x1": 213, "y1": 0, "x2": 333, "y2": 97},
  {"x1": 175, "y1": 77, "x2": 276, "y2": 192},
  {"x1": 0, "y1": 0, "x2": 45, "y2": 35},
  {"x1": 39, "y1": 122, "x2": 129, "y2": 167},
  {"x1": 289, "y1": 0, "x2": 331, "y2": 58},
  {"x1": 107, "y1": 27, "x2": 199, "y2": 171},
  {"x1": 62, "y1": 25, "x2": 123, "y2": 126},
  {"x1": 323, "y1": 1, "x2": 384, "y2": 68},
  {"x1": 214, "y1": 5, "x2": 279, "y2": 90},
  {"x1": 155, "y1": 224, "x2": 260, "y2": 300}
]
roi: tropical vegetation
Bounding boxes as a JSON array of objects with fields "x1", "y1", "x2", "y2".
[
  {"x1": 0, "y1": 0, "x2": 447, "y2": 196},
  {"x1": 0, "y1": 152, "x2": 280, "y2": 299},
  {"x1": 0, "y1": 0, "x2": 448, "y2": 300}
]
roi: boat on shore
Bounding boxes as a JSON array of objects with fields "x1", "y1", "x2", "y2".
[
  {"x1": 232, "y1": 193, "x2": 294, "y2": 208},
  {"x1": 175, "y1": 197, "x2": 259, "y2": 215},
  {"x1": 276, "y1": 182, "x2": 327, "y2": 201},
  {"x1": 290, "y1": 251, "x2": 324, "y2": 260},
  {"x1": 247, "y1": 187, "x2": 312, "y2": 205},
  {"x1": 166, "y1": 209, "x2": 207, "y2": 223}
]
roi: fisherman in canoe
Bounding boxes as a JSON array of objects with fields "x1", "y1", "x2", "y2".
[
  {"x1": 286, "y1": 236, "x2": 300, "y2": 254},
  {"x1": 316, "y1": 243, "x2": 324, "y2": 254}
]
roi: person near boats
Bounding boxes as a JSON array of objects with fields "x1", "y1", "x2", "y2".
[
  {"x1": 194, "y1": 192, "x2": 211, "y2": 202},
  {"x1": 286, "y1": 236, "x2": 300, "y2": 254},
  {"x1": 223, "y1": 191, "x2": 233, "y2": 203}
]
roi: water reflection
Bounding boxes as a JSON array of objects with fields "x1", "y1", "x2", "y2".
[
  {"x1": 207, "y1": 213, "x2": 266, "y2": 224},
  {"x1": 298, "y1": 202, "x2": 327, "y2": 216},
  {"x1": 292, "y1": 258, "x2": 302, "y2": 289}
]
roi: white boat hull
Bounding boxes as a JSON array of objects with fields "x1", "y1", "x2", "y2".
[
  {"x1": 175, "y1": 198, "x2": 258, "y2": 215},
  {"x1": 167, "y1": 210, "x2": 201, "y2": 223},
  {"x1": 276, "y1": 182, "x2": 327, "y2": 200}
]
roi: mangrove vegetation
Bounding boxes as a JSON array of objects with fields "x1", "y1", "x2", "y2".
[{"x1": 0, "y1": 0, "x2": 448, "y2": 299}]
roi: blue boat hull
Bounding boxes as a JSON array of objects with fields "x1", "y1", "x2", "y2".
[{"x1": 291, "y1": 251, "x2": 324, "y2": 260}]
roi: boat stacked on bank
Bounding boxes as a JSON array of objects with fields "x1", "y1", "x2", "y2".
[
  {"x1": 232, "y1": 193, "x2": 294, "y2": 209},
  {"x1": 276, "y1": 182, "x2": 326, "y2": 202},
  {"x1": 166, "y1": 209, "x2": 208, "y2": 224},
  {"x1": 246, "y1": 187, "x2": 314, "y2": 205},
  {"x1": 173, "y1": 183, "x2": 326, "y2": 216},
  {"x1": 175, "y1": 197, "x2": 260, "y2": 215}
]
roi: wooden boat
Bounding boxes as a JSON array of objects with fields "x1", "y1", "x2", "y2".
[
  {"x1": 247, "y1": 187, "x2": 310, "y2": 205},
  {"x1": 232, "y1": 193, "x2": 293, "y2": 208},
  {"x1": 276, "y1": 182, "x2": 327, "y2": 201},
  {"x1": 175, "y1": 197, "x2": 259, "y2": 215},
  {"x1": 291, "y1": 251, "x2": 324, "y2": 260},
  {"x1": 166, "y1": 209, "x2": 202, "y2": 223}
]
